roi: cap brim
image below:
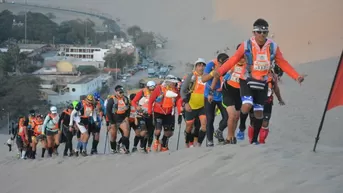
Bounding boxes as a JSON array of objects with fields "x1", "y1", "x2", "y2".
[{"x1": 51, "y1": 110, "x2": 57, "y2": 113}]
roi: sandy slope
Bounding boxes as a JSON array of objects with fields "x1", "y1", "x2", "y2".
[
  {"x1": 1, "y1": 1, "x2": 343, "y2": 192},
  {"x1": 1, "y1": 58, "x2": 343, "y2": 193}
]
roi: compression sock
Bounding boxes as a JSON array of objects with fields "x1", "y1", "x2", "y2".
[
  {"x1": 76, "y1": 141, "x2": 82, "y2": 151},
  {"x1": 92, "y1": 139, "x2": 99, "y2": 150},
  {"x1": 190, "y1": 133, "x2": 195, "y2": 143},
  {"x1": 41, "y1": 148, "x2": 46, "y2": 157},
  {"x1": 79, "y1": 141, "x2": 83, "y2": 152},
  {"x1": 54, "y1": 144, "x2": 59, "y2": 152},
  {"x1": 239, "y1": 112, "x2": 249, "y2": 132},
  {"x1": 252, "y1": 119, "x2": 263, "y2": 143},
  {"x1": 198, "y1": 130, "x2": 206, "y2": 145},
  {"x1": 161, "y1": 135, "x2": 168, "y2": 147},
  {"x1": 141, "y1": 137, "x2": 148, "y2": 149},
  {"x1": 121, "y1": 136, "x2": 130, "y2": 150},
  {"x1": 118, "y1": 138, "x2": 122, "y2": 145},
  {"x1": 139, "y1": 137, "x2": 144, "y2": 147},
  {"x1": 48, "y1": 147, "x2": 53, "y2": 156},
  {"x1": 259, "y1": 127, "x2": 269, "y2": 144},
  {"x1": 134, "y1": 136, "x2": 140, "y2": 147},
  {"x1": 155, "y1": 134, "x2": 160, "y2": 140},
  {"x1": 110, "y1": 141, "x2": 117, "y2": 151},
  {"x1": 82, "y1": 142, "x2": 88, "y2": 152},
  {"x1": 185, "y1": 131, "x2": 192, "y2": 144},
  {"x1": 21, "y1": 150, "x2": 26, "y2": 159}
]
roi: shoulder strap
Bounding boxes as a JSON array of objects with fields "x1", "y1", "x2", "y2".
[
  {"x1": 188, "y1": 73, "x2": 197, "y2": 93},
  {"x1": 269, "y1": 41, "x2": 277, "y2": 62},
  {"x1": 244, "y1": 39, "x2": 253, "y2": 66},
  {"x1": 123, "y1": 96, "x2": 129, "y2": 105}
]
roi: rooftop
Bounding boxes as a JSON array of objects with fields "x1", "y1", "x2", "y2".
[
  {"x1": 71, "y1": 75, "x2": 99, "y2": 84},
  {"x1": 40, "y1": 89, "x2": 58, "y2": 95},
  {"x1": 18, "y1": 44, "x2": 47, "y2": 50}
]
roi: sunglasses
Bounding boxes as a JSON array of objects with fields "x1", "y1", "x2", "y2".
[{"x1": 255, "y1": 31, "x2": 269, "y2": 35}]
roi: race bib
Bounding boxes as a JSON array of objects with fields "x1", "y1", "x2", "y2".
[
  {"x1": 37, "y1": 125, "x2": 43, "y2": 133},
  {"x1": 197, "y1": 76, "x2": 205, "y2": 85},
  {"x1": 230, "y1": 73, "x2": 240, "y2": 82},
  {"x1": 84, "y1": 107, "x2": 93, "y2": 116},
  {"x1": 52, "y1": 116, "x2": 59, "y2": 124},
  {"x1": 254, "y1": 54, "x2": 270, "y2": 71}
]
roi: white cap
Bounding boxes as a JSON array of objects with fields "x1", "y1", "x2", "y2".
[
  {"x1": 194, "y1": 58, "x2": 206, "y2": 65},
  {"x1": 50, "y1": 106, "x2": 57, "y2": 114},
  {"x1": 146, "y1": 80, "x2": 156, "y2": 87},
  {"x1": 165, "y1": 75, "x2": 179, "y2": 83}
]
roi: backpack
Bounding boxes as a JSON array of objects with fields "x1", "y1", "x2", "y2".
[
  {"x1": 112, "y1": 96, "x2": 129, "y2": 113},
  {"x1": 187, "y1": 72, "x2": 198, "y2": 94},
  {"x1": 244, "y1": 39, "x2": 277, "y2": 75}
]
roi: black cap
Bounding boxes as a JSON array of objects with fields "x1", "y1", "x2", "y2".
[
  {"x1": 253, "y1": 18, "x2": 269, "y2": 31},
  {"x1": 115, "y1": 85, "x2": 124, "y2": 91},
  {"x1": 29, "y1": 109, "x2": 35, "y2": 115}
]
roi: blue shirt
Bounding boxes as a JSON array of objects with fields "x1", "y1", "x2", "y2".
[{"x1": 204, "y1": 61, "x2": 222, "y2": 101}]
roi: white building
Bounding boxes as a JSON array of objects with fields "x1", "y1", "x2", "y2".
[
  {"x1": 57, "y1": 46, "x2": 110, "y2": 62},
  {"x1": 45, "y1": 75, "x2": 104, "y2": 105}
]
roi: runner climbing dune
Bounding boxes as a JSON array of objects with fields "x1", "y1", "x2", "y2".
[{"x1": 0, "y1": 57, "x2": 343, "y2": 193}]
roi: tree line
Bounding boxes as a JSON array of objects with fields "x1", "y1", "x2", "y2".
[{"x1": 0, "y1": 10, "x2": 124, "y2": 45}]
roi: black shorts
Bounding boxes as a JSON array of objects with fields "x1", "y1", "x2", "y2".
[
  {"x1": 46, "y1": 129, "x2": 58, "y2": 136},
  {"x1": 16, "y1": 136, "x2": 27, "y2": 149},
  {"x1": 137, "y1": 117, "x2": 154, "y2": 132},
  {"x1": 240, "y1": 79, "x2": 268, "y2": 110},
  {"x1": 76, "y1": 130, "x2": 81, "y2": 138},
  {"x1": 88, "y1": 122, "x2": 100, "y2": 134},
  {"x1": 129, "y1": 120, "x2": 138, "y2": 130},
  {"x1": 113, "y1": 114, "x2": 127, "y2": 125},
  {"x1": 154, "y1": 112, "x2": 175, "y2": 131},
  {"x1": 184, "y1": 107, "x2": 205, "y2": 121},
  {"x1": 222, "y1": 82, "x2": 242, "y2": 110},
  {"x1": 263, "y1": 102, "x2": 273, "y2": 121}
]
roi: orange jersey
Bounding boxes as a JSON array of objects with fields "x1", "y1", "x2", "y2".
[
  {"x1": 226, "y1": 59, "x2": 246, "y2": 88},
  {"x1": 218, "y1": 37, "x2": 299, "y2": 81}
]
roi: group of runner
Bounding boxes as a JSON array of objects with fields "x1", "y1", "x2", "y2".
[{"x1": 7, "y1": 18, "x2": 305, "y2": 159}]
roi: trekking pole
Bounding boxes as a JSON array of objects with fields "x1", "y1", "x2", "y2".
[{"x1": 176, "y1": 123, "x2": 182, "y2": 151}]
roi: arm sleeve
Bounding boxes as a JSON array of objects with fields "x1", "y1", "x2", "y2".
[
  {"x1": 69, "y1": 109, "x2": 77, "y2": 126},
  {"x1": 125, "y1": 97, "x2": 130, "y2": 117},
  {"x1": 106, "y1": 98, "x2": 115, "y2": 124},
  {"x1": 42, "y1": 115, "x2": 50, "y2": 134},
  {"x1": 132, "y1": 90, "x2": 143, "y2": 108},
  {"x1": 217, "y1": 44, "x2": 245, "y2": 76},
  {"x1": 58, "y1": 112, "x2": 65, "y2": 128},
  {"x1": 176, "y1": 96, "x2": 183, "y2": 115},
  {"x1": 180, "y1": 73, "x2": 192, "y2": 103},
  {"x1": 202, "y1": 62, "x2": 214, "y2": 83},
  {"x1": 92, "y1": 108, "x2": 97, "y2": 122},
  {"x1": 148, "y1": 86, "x2": 159, "y2": 115},
  {"x1": 274, "y1": 47, "x2": 299, "y2": 80}
]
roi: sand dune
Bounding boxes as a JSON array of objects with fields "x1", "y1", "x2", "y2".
[
  {"x1": 1, "y1": 1, "x2": 343, "y2": 193},
  {"x1": 1, "y1": 58, "x2": 343, "y2": 193}
]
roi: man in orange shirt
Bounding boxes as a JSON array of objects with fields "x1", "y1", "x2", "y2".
[
  {"x1": 213, "y1": 18, "x2": 305, "y2": 144},
  {"x1": 148, "y1": 76, "x2": 182, "y2": 152}
]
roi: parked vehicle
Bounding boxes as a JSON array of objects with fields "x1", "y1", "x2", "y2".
[{"x1": 148, "y1": 68, "x2": 156, "y2": 78}]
